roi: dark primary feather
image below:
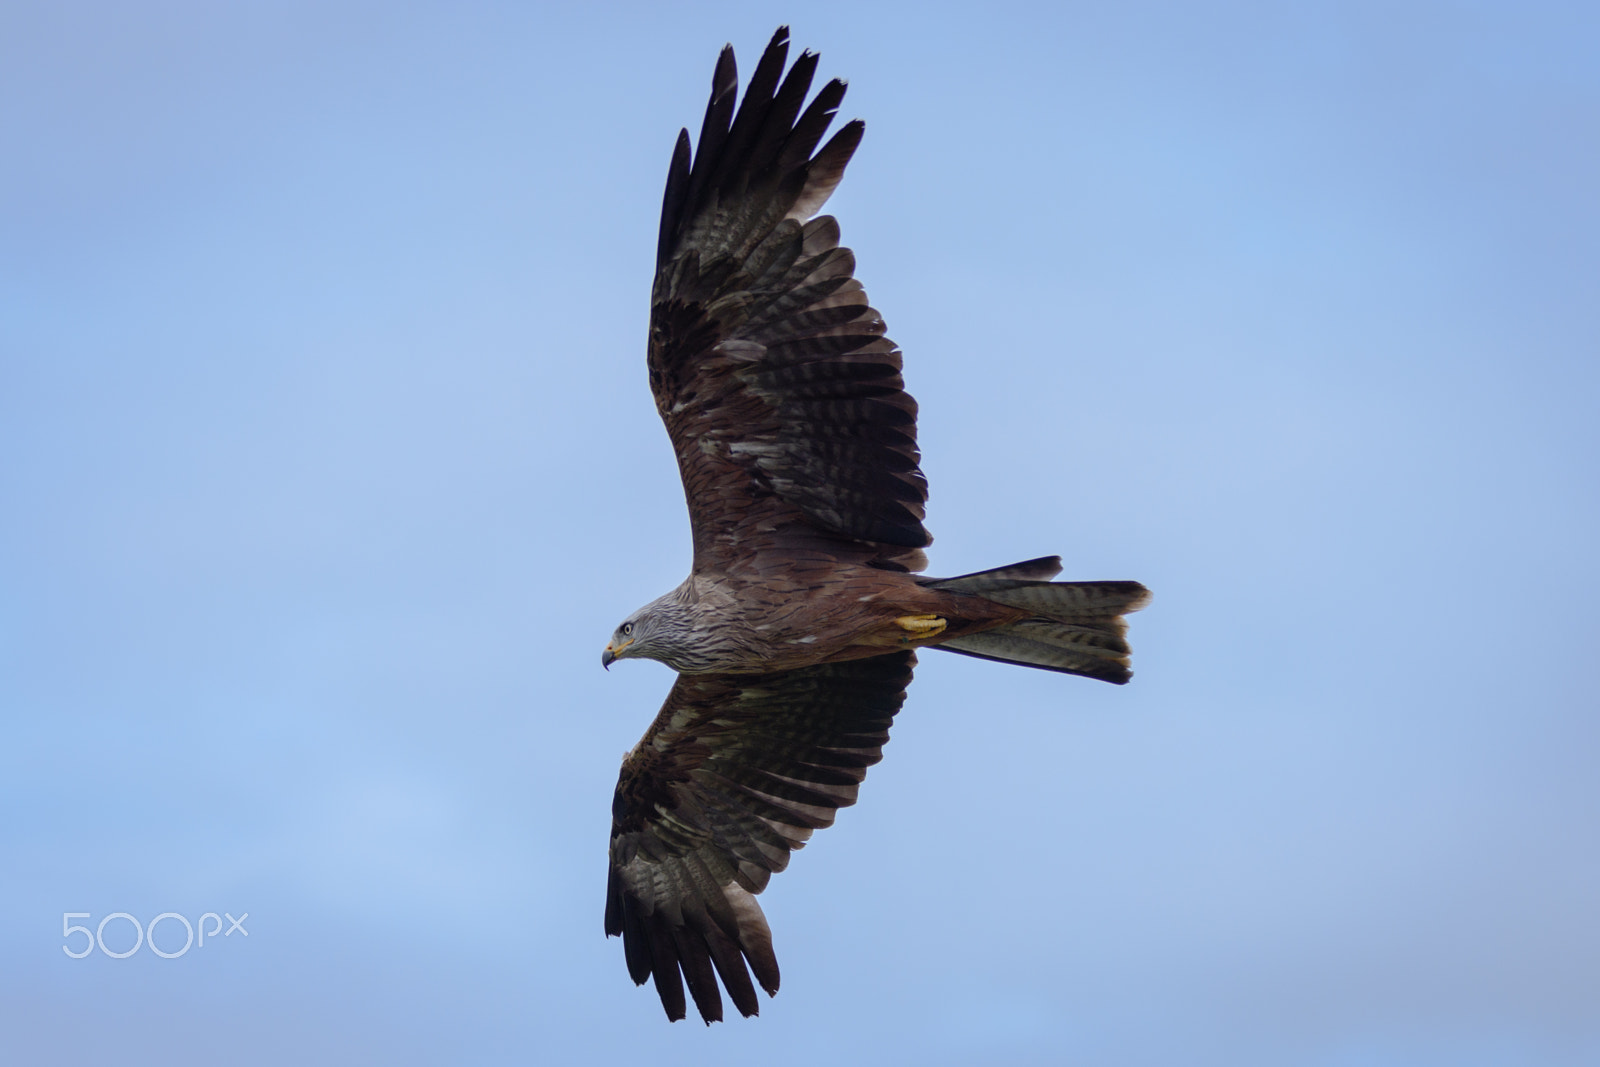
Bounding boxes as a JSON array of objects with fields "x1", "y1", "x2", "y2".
[
  {"x1": 648, "y1": 26, "x2": 929, "y2": 573},
  {"x1": 606, "y1": 653, "x2": 915, "y2": 1023}
]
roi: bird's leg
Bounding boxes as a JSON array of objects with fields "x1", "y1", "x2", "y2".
[{"x1": 894, "y1": 614, "x2": 948, "y2": 641}]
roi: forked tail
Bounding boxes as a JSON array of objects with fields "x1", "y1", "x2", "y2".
[{"x1": 920, "y1": 556, "x2": 1151, "y2": 684}]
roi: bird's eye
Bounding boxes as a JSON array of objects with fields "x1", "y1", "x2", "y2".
[{"x1": 621, "y1": 622, "x2": 634, "y2": 636}]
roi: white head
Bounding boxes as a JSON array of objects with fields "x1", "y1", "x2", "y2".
[{"x1": 601, "y1": 594, "x2": 697, "y2": 670}]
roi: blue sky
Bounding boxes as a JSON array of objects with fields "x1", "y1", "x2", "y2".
[{"x1": 3, "y1": 2, "x2": 1597, "y2": 1064}]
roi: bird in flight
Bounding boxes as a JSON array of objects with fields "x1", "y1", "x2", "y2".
[{"x1": 602, "y1": 26, "x2": 1150, "y2": 1024}]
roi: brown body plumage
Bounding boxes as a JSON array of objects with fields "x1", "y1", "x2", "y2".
[
  {"x1": 601, "y1": 28, "x2": 1150, "y2": 1024},
  {"x1": 629, "y1": 561, "x2": 1021, "y2": 675}
]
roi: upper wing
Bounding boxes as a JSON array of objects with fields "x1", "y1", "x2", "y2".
[
  {"x1": 649, "y1": 27, "x2": 930, "y2": 574},
  {"x1": 605, "y1": 651, "x2": 915, "y2": 1023}
]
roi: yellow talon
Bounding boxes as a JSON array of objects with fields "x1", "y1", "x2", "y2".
[{"x1": 894, "y1": 614, "x2": 948, "y2": 639}]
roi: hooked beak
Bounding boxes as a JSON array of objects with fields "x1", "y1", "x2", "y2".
[{"x1": 601, "y1": 638, "x2": 632, "y2": 670}]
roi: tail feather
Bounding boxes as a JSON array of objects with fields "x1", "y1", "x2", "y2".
[
  {"x1": 923, "y1": 560, "x2": 1151, "y2": 684},
  {"x1": 929, "y1": 555, "x2": 1064, "y2": 585}
]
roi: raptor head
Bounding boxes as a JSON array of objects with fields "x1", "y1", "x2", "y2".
[
  {"x1": 601, "y1": 617, "x2": 641, "y2": 669},
  {"x1": 602, "y1": 596, "x2": 691, "y2": 669}
]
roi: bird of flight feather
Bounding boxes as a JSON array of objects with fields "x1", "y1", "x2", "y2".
[{"x1": 601, "y1": 27, "x2": 1150, "y2": 1024}]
